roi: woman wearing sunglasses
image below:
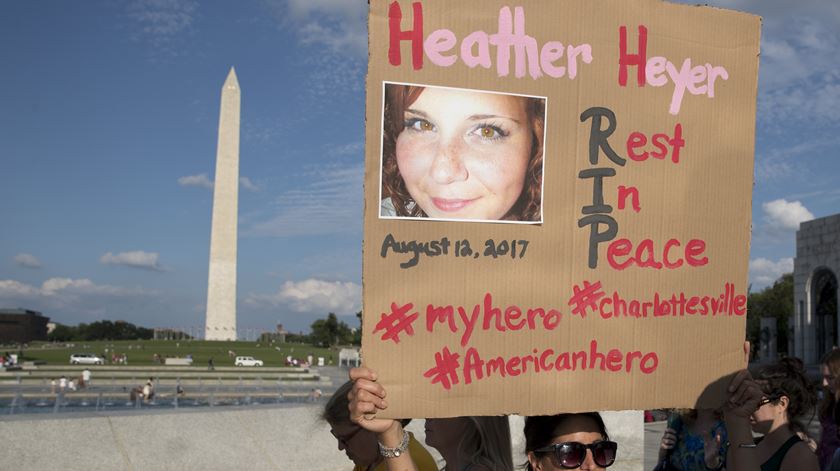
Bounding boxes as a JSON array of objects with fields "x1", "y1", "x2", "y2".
[
  {"x1": 524, "y1": 413, "x2": 617, "y2": 470},
  {"x1": 348, "y1": 367, "x2": 513, "y2": 471},
  {"x1": 725, "y1": 357, "x2": 819, "y2": 471}
]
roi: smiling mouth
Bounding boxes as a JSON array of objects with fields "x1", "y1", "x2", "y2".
[{"x1": 432, "y1": 197, "x2": 478, "y2": 212}]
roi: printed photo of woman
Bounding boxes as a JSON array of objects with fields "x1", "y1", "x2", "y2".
[{"x1": 380, "y1": 83, "x2": 546, "y2": 223}]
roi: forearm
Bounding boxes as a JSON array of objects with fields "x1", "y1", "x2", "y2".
[
  {"x1": 723, "y1": 411, "x2": 761, "y2": 471},
  {"x1": 377, "y1": 423, "x2": 418, "y2": 471}
]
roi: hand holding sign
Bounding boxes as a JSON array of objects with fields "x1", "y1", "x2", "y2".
[
  {"x1": 725, "y1": 342, "x2": 759, "y2": 419},
  {"x1": 349, "y1": 367, "x2": 397, "y2": 433}
]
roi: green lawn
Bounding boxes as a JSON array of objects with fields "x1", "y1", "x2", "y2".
[{"x1": 18, "y1": 340, "x2": 341, "y2": 367}]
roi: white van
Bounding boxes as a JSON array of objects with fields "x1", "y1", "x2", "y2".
[
  {"x1": 70, "y1": 353, "x2": 105, "y2": 365},
  {"x1": 234, "y1": 356, "x2": 263, "y2": 367}
]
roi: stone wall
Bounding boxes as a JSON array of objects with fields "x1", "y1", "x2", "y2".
[
  {"x1": 794, "y1": 213, "x2": 840, "y2": 363},
  {"x1": 0, "y1": 406, "x2": 643, "y2": 471}
]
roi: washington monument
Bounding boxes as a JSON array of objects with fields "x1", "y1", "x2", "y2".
[{"x1": 205, "y1": 68, "x2": 240, "y2": 341}]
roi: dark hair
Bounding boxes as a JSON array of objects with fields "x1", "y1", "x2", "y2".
[
  {"x1": 381, "y1": 83, "x2": 545, "y2": 221},
  {"x1": 756, "y1": 357, "x2": 817, "y2": 432},
  {"x1": 524, "y1": 413, "x2": 609, "y2": 470},
  {"x1": 460, "y1": 416, "x2": 514, "y2": 471},
  {"x1": 322, "y1": 380, "x2": 354, "y2": 424}
]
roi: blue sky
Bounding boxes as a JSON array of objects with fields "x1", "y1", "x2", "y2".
[{"x1": 1, "y1": 0, "x2": 838, "y2": 335}]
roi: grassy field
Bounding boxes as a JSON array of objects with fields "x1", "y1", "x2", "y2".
[{"x1": 15, "y1": 340, "x2": 341, "y2": 367}]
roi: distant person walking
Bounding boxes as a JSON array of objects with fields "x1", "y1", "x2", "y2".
[
  {"x1": 81, "y1": 369, "x2": 91, "y2": 388},
  {"x1": 208, "y1": 357, "x2": 215, "y2": 371}
]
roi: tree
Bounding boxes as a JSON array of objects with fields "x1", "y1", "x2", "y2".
[
  {"x1": 310, "y1": 313, "x2": 353, "y2": 347},
  {"x1": 49, "y1": 320, "x2": 153, "y2": 341},
  {"x1": 48, "y1": 323, "x2": 77, "y2": 342},
  {"x1": 352, "y1": 311, "x2": 362, "y2": 345},
  {"x1": 747, "y1": 273, "x2": 793, "y2": 354}
]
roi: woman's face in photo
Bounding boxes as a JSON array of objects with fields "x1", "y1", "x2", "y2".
[{"x1": 395, "y1": 87, "x2": 534, "y2": 220}]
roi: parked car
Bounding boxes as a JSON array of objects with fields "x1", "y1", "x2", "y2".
[
  {"x1": 70, "y1": 353, "x2": 105, "y2": 365},
  {"x1": 234, "y1": 356, "x2": 263, "y2": 367}
]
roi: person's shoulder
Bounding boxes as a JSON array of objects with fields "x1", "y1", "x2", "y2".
[
  {"x1": 407, "y1": 432, "x2": 438, "y2": 471},
  {"x1": 780, "y1": 439, "x2": 819, "y2": 471}
]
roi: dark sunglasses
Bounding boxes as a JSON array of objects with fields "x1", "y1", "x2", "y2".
[
  {"x1": 758, "y1": 393, "x2": 783, "y2": 407},
  {"x1": 534, "y1": 440, "x2": 618, "y2": 468}
]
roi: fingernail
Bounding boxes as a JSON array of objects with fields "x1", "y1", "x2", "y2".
[{"x1": 382, "y1": 400, "x2": 388, "y2": 408}]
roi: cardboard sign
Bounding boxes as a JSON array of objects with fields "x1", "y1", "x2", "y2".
[{"x1": 362, "y1": 0, "x2": 760, "y2": 417}]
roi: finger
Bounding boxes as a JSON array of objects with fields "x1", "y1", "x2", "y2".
[
  {"x1": 349, "y1": 367, "x2": 377, "y2": 382},
  {"x1": 731, "y1": 379, "x2": 758, "y2": 405},
  {"x1": 732, "y1": 383, "x2": 762, "y2": 411},
  {"x1": 355, "y1": 387, "x2": 388, "y2": 409},
  {"x1": 729, "y1": 382, "x2": 751, "y2": 405},
  {"x1": 353, "y1": 377, "x2": 386, "y2": 400},
  {"x1": 349, "y1": 399, "x2": 378, "y2": 419},
  {"x1": 728, "y1": 369, "x2": 751, "y2": 392},
  {"x1": 743, "y1": 340, "x2": 750, "y2": 366}
]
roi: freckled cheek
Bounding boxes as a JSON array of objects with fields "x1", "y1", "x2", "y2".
[
  {"x1": 396, "y1": 137, "x2": 435, "y2": 185},
  {"x1": 469, "y1": 145, "x2": 530, "y2": 195}
]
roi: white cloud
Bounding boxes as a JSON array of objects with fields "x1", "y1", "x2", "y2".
[
  {"x1": 244, "y1": 162, "x2": 363, "y2": 237},
  {"x1": 674, "y1": 1, "x2": 840, "y2": 129},
  {"x1": 753, "y1": 137, "x2": 840, "y2": 183},
  {"x1": 100, "y1": 251, "x2": 165, "y2": 272},
  {"x1": 749, "y1": 257, "x2": 794, "y2": 289},
  {"x1": 178, "y1": 174, "x2": 259, "y2": 192},
  {"x1": 14, "y1": 253, "x2": 42, "y2": 269},
  {"x1": 262, "y1": 0, "x2": 366, "y2": 102},
  {"x1": 0, "y1": 280, "x2": 40, "y2": 297},
  {"x1": 0, "y1": 278, "x2": 156, "y2": 322},
  {"x1": 126, "y1": 0, "x2": 199, "y2": 57},
  {"x1": 0, "y1": 278, "x2": 150, "y2": 299},
  {"x1": 762, "y1": 199, "x2": 815, "y2": 231},
  {"x1": 240, "y1": 176, "x2": 259, "y2": 192},
  {"x1": 246, "y1": 278, "x2": 361, "y2": 315},
  {"x1": 325, "y1": 141, "x2": 364, "y2": 157},
  {"x1": 178, "y1": 173, "x2": 213, "y2": 189},
  {"x1": 281, "y1": 0, "x2": 367, "y2": 57}
]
